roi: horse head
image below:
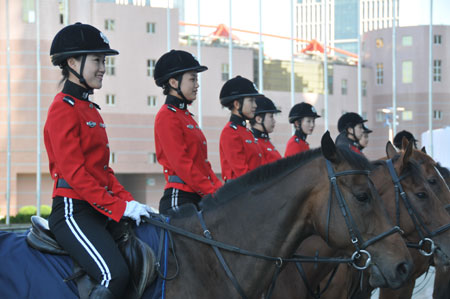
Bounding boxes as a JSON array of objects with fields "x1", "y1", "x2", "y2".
[
  {"x1": 386, "y1": 140, "x2": 450, "y2": 267},
  {"x1": 313, "y1": 131, "x2": 413, "y2": 289}
]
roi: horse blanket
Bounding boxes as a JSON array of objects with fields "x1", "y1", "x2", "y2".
[{"x1": 0, "y1": 221, "x2": 169, "y2": 299}]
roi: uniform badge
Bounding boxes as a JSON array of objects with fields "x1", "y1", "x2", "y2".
[
  {"x1": 187, "y1": 124, "x2": 194, "y2": 129},
  {"x1": 86, "y1": 121, "x2": 97, "y2": 128},
  {"x1": 100, "y1": 123, "x2": 106, "y2": 128},
  {"x1": 245, "y1": 139, "x2": 252, "y2": 144}
]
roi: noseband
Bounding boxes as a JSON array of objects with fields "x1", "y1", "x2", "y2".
[
  {"x1": 386, "y1": 159, "x2": 450, "y2": 256},
  {"x1": 325, "y1": 160, "x2": 402, "y2": 269}
]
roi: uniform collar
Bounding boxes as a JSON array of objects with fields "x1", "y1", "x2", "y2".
[
  {"x1": 295, "y1": 129, "x2": 307, "y2": 141},
  {"x1": 230, "y1": 114, "x2": 247, "y2": 127},
  {"x1": 165, "y1": 94, "x2": 188, "y2": 110},
  {"x1": 252, "y1": 128, "x2": 269, "y2": 139},
  {"x1": 62, "y1": 80, "x2": 93, "y2": 101}
]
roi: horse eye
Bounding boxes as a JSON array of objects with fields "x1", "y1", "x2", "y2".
[
  {"x1": 415, "y1": 192, "x2": 428, "y2": 199},
  {"x1": 356, "y1": 193, "x2": 369, "y2": 202},
  {"x1": 427, "y1": 178, "x2": 437, "y2": 185}
]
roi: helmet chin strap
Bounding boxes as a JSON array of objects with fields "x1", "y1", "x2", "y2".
[
  {"x1": 170, "y1": 74, "x2": 192, "y2": 106},
  {"x1": 67, "y1": 54, "x2": 94, "y2": 93},
  {"x1": 237, "y1": 98, "x2": 251, "y2": 121},
  {"x1": 258, "y1": 113, "x2": 268, "y2": 135}
]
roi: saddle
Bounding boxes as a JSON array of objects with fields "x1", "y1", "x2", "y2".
[{"x1": 26, "y1": 216, "x2": 156, "y2": 299}]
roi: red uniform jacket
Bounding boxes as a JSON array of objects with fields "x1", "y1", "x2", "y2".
[
  {"x1": 154, "y1": 95, "x2": 222, "y2": 196},
  {"x1": 252, "y1": 129, "x2": 282, "y2": 165},
  {"x1": 44, "y1": 81, "x2": 132, "y2": 222},
  {"x1": 220, "y1": 115, "x2": 264, "y2": 181},
  {"x1": 285, "y1": 131, "x2": 310, "y2": 157}
]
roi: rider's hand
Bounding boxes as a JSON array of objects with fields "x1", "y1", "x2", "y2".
[{"x1": 123, "y1": 201, "x2": 151, "y2": 226}]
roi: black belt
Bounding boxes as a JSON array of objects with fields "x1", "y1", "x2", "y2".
[
  {"x1": 56, "y1": 178, "x2": 72, "y2": 189},
  {"x1": 168, "y1": 175, "x2": 185, "y2": 184}
]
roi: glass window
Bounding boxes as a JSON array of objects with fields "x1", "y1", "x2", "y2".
[
  {"x1": 104, "y1": 19, "x2": 115, "y2": 31},
  {"x1": 402, "y1": 61, "x2": 413, "y2": 83},
  {"x1": 376, "y1": 63, "x2": 384, "y2": 85},
  {"x1": 341, "y1": 79, "x2": 347, "y2": 95},
  {"x1": 105, "y1": 57, "x2": 115, "y2": 76},
  {"x1": 146, "y1": 22, "x2": 156, "y2": 34},
  {"x1": 402, "y1": 36, "x2": 412, "y2": 46},
  {"x1": 434, "y1": 35, "x2": 442, "y2": 45},
  {"x1": 362, "y1": 80, "x2": 367, "y2": 97},
  {"x1": 106, "y1": 94, "x2": 116, "y2": 106},
  {"x1": 58, "y1": 0, "x2": 68, "y2": 25},
  {"x1": 433, "y1": 60, "x2": 442, "y2": 82},
  {"x1": 147, "y1": 59, "x2": 156, "y2": 77},
  {"x1": 147, "y1": 95, "x2": 157, "y2": 107},
  {"x1": 433, "y1": 110, "x2": 443, "y2": 120},
  {"x1": 376, "y1": 111, "x2": 384, "y2": 122},
  {"x1": 402, "y1": 110, "x2": 413, "y2": 121},
  {"x1": 376, "y1": 38, "x2": 384, "y2": 48},
  {"x1": 221, "y1": 63, "x2": 229, "y2": 81},
  {"x1": 22, "y1": 0, "x2": 35, "y2": 23}
]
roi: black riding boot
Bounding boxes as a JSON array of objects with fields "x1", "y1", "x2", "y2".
[{"x1": 89, "y1": 285, "x2": 117, "y2": 299}]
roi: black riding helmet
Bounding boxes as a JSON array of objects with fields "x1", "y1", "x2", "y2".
[
  {"x1": 252, "y1": 96, "x2": 281, "y2": 134},
  {"x1": 288, "y1": 102, "x2": 321, "y2": 124},
  {"x1": 337, "y1": 112, "x2": 367, "y2": 133},
  {"x1": 393, "y1": 130, "x2": 418, "y2": 149},
  {"x1": 50, "y1": 23, "x2": 118, "y2": 89},
  {"x1": 154, "y1": 50, "x2": 207, "y2": 87},
  {"x1": 220, "y1": 76, "x2": 264, "y2": 107},
  {"x1": 362, "y1": 124, "x2": 373, "y2": 134}
]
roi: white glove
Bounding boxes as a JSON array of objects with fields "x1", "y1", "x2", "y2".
[{"x1": 123, "y1": 201, "x2": 151, "y2": 226}]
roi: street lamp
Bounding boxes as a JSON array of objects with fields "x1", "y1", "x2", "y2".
[{"x1": 380, "y1": 107, "x2": 405, "y2": 142}]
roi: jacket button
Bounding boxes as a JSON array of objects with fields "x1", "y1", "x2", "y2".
[
  {"x1": 106, "y1": 144, "x2": 110, "y2": 148},
  {"x1": 104, "y1": 186, "x2": 108, "y2": 190},
  {"x1": 89, "y1": 103, "x2": 94, "y2": 108},
  {"x1": 108, "y1": 211, "x2": 112, "y2": 214},
  {"x1": 104, "y1": 165, "x2": 108, "y2": 170}
]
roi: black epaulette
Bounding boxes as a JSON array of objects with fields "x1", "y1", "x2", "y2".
[
  {"x1": 229, "y1": 123, "x2": 238, "y2": 130},
  {"x1": 63, "y1": 96, "x2": 75, "y2": 106},
  {"x1": 167, "y1": 105, "x2": 177, "y2": 112},
  {"x1": 91, "y1": 102, "x2": 101, "y2": 110}
]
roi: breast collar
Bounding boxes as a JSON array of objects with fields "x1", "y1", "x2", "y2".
[
  {"x1": 295, "y1": 129, "x2": 307, "y2": 141},
  {"x1": 165, "y1": 95, "x2": 189, "y2": 110},
  {"x1": 62, "y1": 80, "x2": 93, "y2": 101},
  {"x1": 230, "y1": 114, "x2": 247, "y2": 128},
  {"x1": 252, "y1": 128, "x2": 269, "y2": 139}
]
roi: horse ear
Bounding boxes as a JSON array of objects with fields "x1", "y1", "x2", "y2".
[
  {"x1": 386, "y1": 141, "x2": 397, "y2": 159},
  {"x1": 401, "y1": 136, "x2": 409, "y2": 150},
  {"x1": 401, "y1": 139, "x2": 414, "y2": 167},
  {"x1": 421, "y1": 146, "x2": 427, "y2": 154},
  {"x1": 321, "y1": 131, "x2": 339, "y2": 163}
]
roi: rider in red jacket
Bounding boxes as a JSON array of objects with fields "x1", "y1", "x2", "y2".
[
  {"x1": 335, "y1": 112, "x2": 367, "y2": 155},
  {"x1": 219, "y1": 76, "x2": 265, "y2": 181},
  {"x1": 45, "y1": 23, "x2": 150, "y2": 298},
  {"x1": 250, "y1": 96, "x2": 282, "y2": 164},
  {"x1": 285, "y1": 102, "x2": 321, "y2": 157},
  {"x1": 153, "y1": 50, "x2": 222, "y2": 214}
]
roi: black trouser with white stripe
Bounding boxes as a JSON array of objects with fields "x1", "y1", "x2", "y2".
[
  {"x1": 48, "y1": 196, "x2": 129, "y2": 297},
  {"x1": 159, "y1": 188, "x2": 202, "y2": 214}
]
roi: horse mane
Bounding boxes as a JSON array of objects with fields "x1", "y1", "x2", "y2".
[
  {"x1": 167, "y1": 146, "x2": 373, "y2": 218},
  {"x1": 372, "y1": 154, "x2": 424, "y2": 181}
]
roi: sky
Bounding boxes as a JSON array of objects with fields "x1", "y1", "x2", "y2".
[{"x1": 179, "y1": 0, "x2": 450, "y2": 59}]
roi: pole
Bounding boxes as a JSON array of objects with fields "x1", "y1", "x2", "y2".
[
  {"x1": 197, "y1": 0, "x2": 203, "y2": 128},
  {"x1": 290, "y1": 0, "x2": 295, "y2": 132},
  {"x1": 323, "y1": 0, "x2": 329, "y2": 131},
  {"x1": 167, "y1": 0, "x2": 171, "y2": 51},
  {"x1": 36, "y1": 0, "x2": 42, "y2": 216},
  {"x1": 5, "y1": 0, "x2": 12, "y2": 225},
  {"x1": 428, "y1": 0, "x2": 433, "y2": 157},
  {"x1": 258, "y1": 0, "x2": 263, "y2": 92},
  {"x1": 228, "y1": 0, "x2": 233, "y2": 79},
  {"x1": 357, "y1": 0, "x2": 362, "y2": 115},
  {"x1": 392, "y1": 0, "x2": 397, "y2": 138}
]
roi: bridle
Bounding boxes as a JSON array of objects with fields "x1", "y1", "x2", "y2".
[
  {"x1": 143, "y1": 159, "x2": 402, "y2": 299},
  {"x1": 386, "y1": 159, "x2": 450, "y2": 256}
]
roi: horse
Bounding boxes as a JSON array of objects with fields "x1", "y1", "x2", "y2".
[
  {"x1": 271, "y1": 139, "x2": 450, "y2": 299},
  {"x1": 0, "y1": 132, "x2": 412, "y2": 298}
]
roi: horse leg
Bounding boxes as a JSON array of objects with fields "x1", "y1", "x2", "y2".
[{"x1": 433, "y1": 265, "x2": 450, "y2": 299}]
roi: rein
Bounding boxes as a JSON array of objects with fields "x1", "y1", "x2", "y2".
[
  {"x1": 146, "y1": 158, "x2": 402, "y2": 299},
  {"x1": 386, "y1": 159, "x2": 450, "y2": 256}
]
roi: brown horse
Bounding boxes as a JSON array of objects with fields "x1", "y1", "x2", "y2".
[
  {"x1": 160, "y1": 132, "x2": 412, "y2": 298},
  {"x1": 272, "y1": 139, "x2": 450, "y2": 299}
]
